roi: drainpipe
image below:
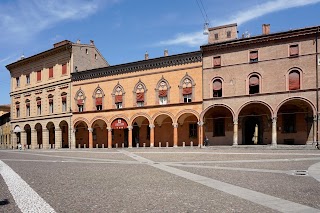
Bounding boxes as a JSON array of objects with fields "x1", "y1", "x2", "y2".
[{"x1": 316, "y1": 27, "x2": 319, "y2": 144}]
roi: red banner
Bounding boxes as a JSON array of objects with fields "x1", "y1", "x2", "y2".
[{"x1": 111, "y1": 118, "x2": 128, "y2": 129}]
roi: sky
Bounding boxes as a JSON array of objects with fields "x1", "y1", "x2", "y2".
[{"x1": 1, "y1": 0, "x2": 320, "y2": 104}]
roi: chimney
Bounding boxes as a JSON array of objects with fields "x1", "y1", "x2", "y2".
[
  {"x1": 76, "y1": 39, "x2": 81, "y2": 44},
  {"x1": 262, "y1": 24, "x2": 270, "y2": 35},
  {"x1": 90, "y1": 40, "x2": 94, "y2": 45},
  {"x1": 145, "y1": 51, "x2": 149, "y2": 60},
  {"x1": 164, "y1": 49, "x2": 168, "y2": 57}
]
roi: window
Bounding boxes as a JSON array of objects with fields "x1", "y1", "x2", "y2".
[
  {"x1": 16, "y1": 103, "x2": 20, "y2": 118},
  {"x1": 183, "y1": 94, "x2": 192, "y2": 103},
  {"x1": 61, "y1": 94, "x2": 67, "y2": 112},
  {"x1": 113, "y1": 84, "x2": 124, "y2": 109},
  {"x1": 182, "y1": 77, "x2": 193, "y2": 103},
  {"x1": 157, "y1": 79, "x2": 169, "y2": 105},
  {"x1": 95, "y1": 54, "x2": 97, "y2": 59},
  {"x1": 214, "y1": 33, "x2": 219, "y2": 40},
  {"x1": 189, "y1": 123, "x2": 197, "y2": 138},
  {"x1": 62, "y1": 64, "x2": 67, "y2": 75},
  {"x1": 283, "y1": 114, "x2": 296, "y2": 133},
  {"x1": 94, "y1": 88, "x2": 103, "y2": 111},
  {"x1": 49, "y1": 97, "x2": 53, "y2": 113},
  {"x1": 115, "y1": 94, "x2": 123, "y2": 108},
  {"x1": 16, "y1": 77, "x2": 20, "y2": 87},
  {"x1": 289, "y1": 70, "x2": 300, "y2": 90},
  {"x1": 289, "y1": 44, "x2": 299, "y2": 57},
  {"x1": 214, "y1": 118, "x2": 225, "y2": 136},
  {"x1": 76, "y1": 90, "x2": 85, "y2": 112},
  {"x1": 249, "y1": 75, "x2": 260, "y2": 94},
  {"x1": 26, "y1": 75, "x2": 30, "y2": 85},
  {"x1": 135, "y1": 81, "x2": 146, "y2": 107},
  {"x1": 227, "y1": 31, "x2": 231, "y2": 38},
  {"x1": 49, "y1": 67, "x2": 53, "y2": 78},
  {"x1": 26, "y1": 100, "x2": 30, "y2": 116},
  {"x1": 249, "y1": 51, "x2": 258, "y2": 63},
  {"x1": 136, "y1": 92, "x2": 144, "y2": 107},
  {"x1": 115, "y1": 101, "x2": 122, "y2": 109},
  {"x1": 159, "y1": 96, "x2": 167, "y2": 105},
  {"x1": 213, "y1": 56, "x2": 221, "y2": 68},
  {"x1": 213, "y1": 79, "x2": 222, "y2": 97},
  {"x1": 37, "y1": 70, "x2": 41, "y2": 81},
  {"x1": 86, "y1": 49, "x2": 88, "y2": 54},
  {"x1": 36, "y1": 98, "x2": 41, "y2": 115}
]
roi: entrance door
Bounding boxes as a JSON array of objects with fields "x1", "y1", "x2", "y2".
[
  {"x1": 243, "y1": 117, "x2": 262, "y2": 145},
  {"x1": 132, "y1": 123, "x2": 139, "y2": 147}
]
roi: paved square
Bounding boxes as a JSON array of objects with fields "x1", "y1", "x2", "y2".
[{"x1": 1, "y1": 147, "x2": 320, "y2": 212}]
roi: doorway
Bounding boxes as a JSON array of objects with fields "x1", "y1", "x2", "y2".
[{"x1": 243, "y1": 116, "x2": 262, "y2": 145}]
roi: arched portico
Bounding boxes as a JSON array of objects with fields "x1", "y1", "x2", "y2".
[
  {"x1": 74, "y1": 121, "x2": 89, "y2": 148},
  {"x1": 91, "y1": 119, "x2": 108, "y2": 148},
  {"x1": 131, "y1": 115, "x2": 151, "y2": 147},
  {"x1": 35, "y1": 123, "x2": 43, "y2": 149},
  {"x1": 24, "y1": 124, "x2": 31, "y2": 149},
  {"x1": 59, "y1": 121, "x2": 69, "y2": 148},
  {"x1": 176, "y1": 112, "x2": 199, "y2": 146},
  {"x1": 154, "y1": 114, "x2": 174, "y2": 147},
  {"x1": 109, "y1": 118, "x2": 129, "y2": 148},
  {"x1": 46, "y1": 122, "x2": 55, "y2": 149}
]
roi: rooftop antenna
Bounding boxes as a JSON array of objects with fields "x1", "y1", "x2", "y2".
[{"x1": 196, "y1": 0, "x2": 210, "y2": 35}]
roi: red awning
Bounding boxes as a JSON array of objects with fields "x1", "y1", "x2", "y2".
[
  {"x1": 159, "y1": 90, "x2": 167, "y2": 97},
  {"x1": 115, "y1": 95, "x2": 122, "y2": 103},
  {"x1": 96, "y1": 97, "x2": 102, "y2": 105},
  {"x1": 289, "y1": 71, "x2": 300, "y2": 90},
  {"x1": 182, "y1": 87, "x2": 192, "y2": 95},
  {"x1": 111, "y1": 118, "x2": 128, "y2": 129},
  {"x1": 249, "y1": 76, "x2": 259, "y2": 86},
  {"x1": 136, "y1": 93, "x2": 144, "y2": 102}
]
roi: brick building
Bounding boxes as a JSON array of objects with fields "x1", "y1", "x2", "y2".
[
  {"x1": 0, "y1": 105, "x2": 10, "y2": 149},
  {"x1": 6, "y1": 40, "x2": 108, "y2": 149}
]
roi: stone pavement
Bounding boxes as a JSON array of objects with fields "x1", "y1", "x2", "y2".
[{"x1": 0, "y1": 147, "x2": 320, "y2": 212}]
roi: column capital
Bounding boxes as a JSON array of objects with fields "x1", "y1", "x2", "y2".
[
  {"x1": 107, "y1": 127, "x2": 112, "y2": 132},
  {"x1": 272, "y1": 117, "x2": 277, "y2": 122},
  {"x1": 149, "y1": 124, "x2": 155, "y2": 129},
  {"x1": 172, "y1": 123, "x2": 178, "y2": 128},
  {"x1": 233, "y1": 119, "x2": 238, "y2": 125},
  {"x1": 88, "y1": 128, "x2": 93, "y2": 132},
  {"x1": 127, "y1": 126, "x2": 133, "y2": 130},
  {"x1": 197, "y1": 121, "x2": 204, "y2": 126}
]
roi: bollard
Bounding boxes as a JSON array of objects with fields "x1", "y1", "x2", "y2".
[
  {"x1": 183, "y1": 142, "x2": 185, "y2": 147},
  {"x1": 159, "y1": 142, "x2": 161, "y2": 147},
  {"x1": 84, "y1": 144, "x2": 86, "y2": 149},
  {"x1": 143, "y1": 143, "x2": 146, "y2": 148},
  {"x1": 102, "y1": 144, "x2": 104, "y2": 149},
  {"x1": 190, "y1": 141, "x2": 193, "y2": 147},
  {"x1": 136, "y1": 143, "x2": 139, "y2": 148},
  {"x1": 116, "y1": 143, "x2": 118, "y2": 148},
  {"x1": 78, "y1": 144, "x2": 81, "y2": 149},
  {"x1": 166, "y1": 142, "x2": 169, "y2": 147},
  {"x1": 122, "y1": 143, "x2": 124, "y2": 148}
]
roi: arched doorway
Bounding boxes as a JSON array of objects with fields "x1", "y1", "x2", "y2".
[
  {"x1": 24, "y1": 124, "x2": 31, "y2": 149},
  {"x1": 35, "y1": 123, "x2": 42, "y2": 149},
  {"x1": 59, "y1": 121, "x2": 69, "y2": 148},
  {"x1": 177, "y1": 113, "x2": 199, "y2": 146},
  {"x1": 75, "y1": 121, "x2": 89, "y2": 148},
  {"x1": 92, "y1": 119, "x2": 108, "y2": 148},
  {"x1": 154, "y1": 114, "x2": 174, "y2": 147},
  {"x1": 277, "y1": 98, "x2": 314, "y2": 145},
  {"x1": 13, "y1": 125, "x2": 21, "y2": 149},
  {"x1": 47, "y1": 122, "x2": 55, "y2": 149},
  {"x1": 202, "y1": 105, "x2": 234, "y2": 146},
  {"x1": 111, "y1": 118, "x2": 128, "y2": 148},
  {"x1": 131, "y1": 116, "x2": 150, "y2": 147},
  {"x1": 238, "y1": 102, "x2": 272, "y2": 145}
]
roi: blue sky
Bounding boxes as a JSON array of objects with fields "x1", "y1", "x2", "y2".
[{"x1": 1, "y1": 0, "x2": 320, "y2": 104}]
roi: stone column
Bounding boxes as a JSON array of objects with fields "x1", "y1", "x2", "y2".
[
  {"x1": 55, "y1": 127, "x2": 62, "y2": 149},
  {"x1": 43, "y1": 129, "x2": 49, "y2": 149},
  {"x1": 31, "y1": 130, "x2": 37, "y2": 149},
  {"x1": 173, "y1": 123, "x2": 178, "y2": 147},
  {"x1": 128, "y1": 126, "x2": 133, "y2": 148},
  {"x1": 88, "y1": 128, "x2": 93, "y2": 148},
  {"x1": 71, "y1": 128, "x2": 76, "y2": 149},
  {"x1": 318, "y1": 113, "x2": 320, "y2": 143},
  {"x1": 12, "y1": 132, "x2": 17, "y2": 149},
  {"x1": 107, "y1": 127, "x2": 112, "y2": 149},
  {"x1": 233, "y1": 119, "x2": 238, "y2": 146},
  {"x1": 313, "y1": 115, "x2": 317, "y2": 143},
  {"x1": 20, "y1": 130, "x2": 26, "y2": 148},
  {"x1": 271, "y1": 117, "x2": 277, "y2": 147},
  {"x1": 198, "y1": 121, "x2": 204, "y2": 147},
  {"x1": 149, "y1": 124, "x2": 155, "y2": 147}
]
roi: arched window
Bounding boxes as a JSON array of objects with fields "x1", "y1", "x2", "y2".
[
  {"x1": 213, "y1": 79, "x2": 222, "y2": 97},
  {"x1": 249, "y1": 74, "x2": 260, "y2": 94},
  {"x1": 15, "y1": 101, "x2": 20, "y2": 118},
  {"x1": 93, "y1": 87, "x2": 104, "y2": 111},
  {"x1": 134, "y1": 80, "x2": 147, "y2": 107},
  {"x1": 61, "y1": 92, "x2": 67, "y2": 112},
  {"x1": 288, "y1": 70, "x2": 300, "y2": 90},
  {"x1": 25, "y1": 99, "x2": 30, "y2": 116},
  {"x1": 48, "y1": 94, "x2": 54, "y2": 113},
  {"x1": 179, "y1": 73, "x2": 195, "y2": 103},
  {"x1": 112, "y1": 83, "x2": 125, "y2": 109},
  {"x1": 36, "y1": 97, "x2": 41, "y2": 115},
  {"x1": 75, "y1": 90, "x2": 85, "y2": 112},
  {"x1": 157, "y1": 78, "x2": 170, "y2": 105}
]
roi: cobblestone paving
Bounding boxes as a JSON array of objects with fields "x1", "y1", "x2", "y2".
[{"x1": 1, "y1": 147, "x2": 320, "y2": 212}]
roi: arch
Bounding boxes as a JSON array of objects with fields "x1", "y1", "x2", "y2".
[
  {"x1": 24, "y1": 124, "x2": 31, "y2": 130},
  {"x1": 34, "y1": 123, "x2": 43, "y2": 130},
  {"x1": 179, "y1": 72, "x2": 196, "y2": 87},
  {"x1": 275, "y1": 97, "x2": 316, "y2": 115},
  {"x1": 92, "y1": 85, "x2": 105, "y2": 98},
  {"x1": 201, "y1": 104, "x2": 235, "y2": 122},
  {"x1": 112, "y1": 82, "x2": 125, "y2": 95},
  {"x1": 90, "y1": 116, "x2": 109, "y2": 128},
  {"x1": 211, "y1": 77, "x2": 224, "y2": 98},
  {"x1": 108, "y1": 114, "x2": 130, "y2": 127},
  {"x1": 46, "y1": 121, "x2": 55, "y2": 129},
  {"x1": 75, "y1": 88, "x2": 86, "y2": 111},
  {"x1": 92, "y1": 85, "x2": 105, "y2": 111},
  {"x1": 152, "y1": 111, "x2": 175, "y2": 124},
  {"x1": 59, "y1": 120, "x2": 69, "y2": 148},
  {"x1": 73, "y1": 117, "x2": 90, "y2": 127},
  {"x1": 130, "y1": 113, "x2": 152, "y2": 125},
  {"x1": 174, "y1": 109, "x2": 200, "y2": 123},
  {"x1": 237, "y1": 101, "x2": 274, "y2": 118}
]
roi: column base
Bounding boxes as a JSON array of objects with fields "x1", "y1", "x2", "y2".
[{"x1": 232, "y1": 143, "x2": 238, "y2": 147}]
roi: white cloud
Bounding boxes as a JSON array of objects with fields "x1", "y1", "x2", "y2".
[
  {"x1": 0, "y1": 0, "x2": 116, "y2": 43},
  {"x1": 158, "y1": 0, "x2": 320, "y2": 47}
]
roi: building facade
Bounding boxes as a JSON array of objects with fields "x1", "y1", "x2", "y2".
[
  {"x1": 201, "y1": 24, "x2": 320, "y2": 146},
  {"x1": 0, "y1": 105, "x2": 10, "y2": 149},
  {"x1": 6, "y1": 40, "x2": 108, "y2": 149}
]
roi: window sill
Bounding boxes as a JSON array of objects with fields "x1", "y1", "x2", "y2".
[
  {"x1": 289, "y1": 55, "x2": 299, "y2": 58},
  {"x1": 213, "y1": 66, "x2": 221, "y2": 69},
  {"x1": 249, "y1": 61, "x2": 258, "y2": 64}
]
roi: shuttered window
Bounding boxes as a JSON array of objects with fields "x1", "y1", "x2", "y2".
[{"x1": 289, "y1": 71, "x2": 300, "y2": 90}]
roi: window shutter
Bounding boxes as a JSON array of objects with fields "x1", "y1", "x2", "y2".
[
  {"x1": 290, "y1": 45, "x2": 299, "y2": 56},
  {"x1": 136, "y1": 93, "x2": 144, "y2": 102},
  {"x1": 49, "y1": 67, "x2": 53, "y2": 78},
  {"x1": 289, "y1": 71, "x2": 300, "y2": 90},
  {"x1": 77, "y1": 99, "x2": 84, "y2": 105},
  {"x1": 37, "y1": 70, "x2": 41, "y2": 81},
  {"x1": 182, "y1": 87, "x2": 192, "y2": 95},
  {"x1": 250, "y1": 51, "x2": 258, "y2": 60},
  {"x1": 213, "y1": 80, "x2": 222, "y2": 91},
  {"x1": 158, "y1": 90, "x2": 167, "y2": 97},
  {"x1": 62, "y1": 64, "x2": 67, "y2": 75},
  {"x1": 96, "y1": 97, "x2": 102, "y2": 105},
  {"x1": 213, "y1": 56, "x2": 221, "y2": 67},
  {"x1": 249, "y1": 76, "x2": 259, "y2": 86},
  {"x1": 115, "y1": 95, "x2": 122, "y2": 103}
]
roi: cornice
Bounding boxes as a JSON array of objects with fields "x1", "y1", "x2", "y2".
[{"x1": 72, "y1": 51, "x2": 202, "y2": 81}]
